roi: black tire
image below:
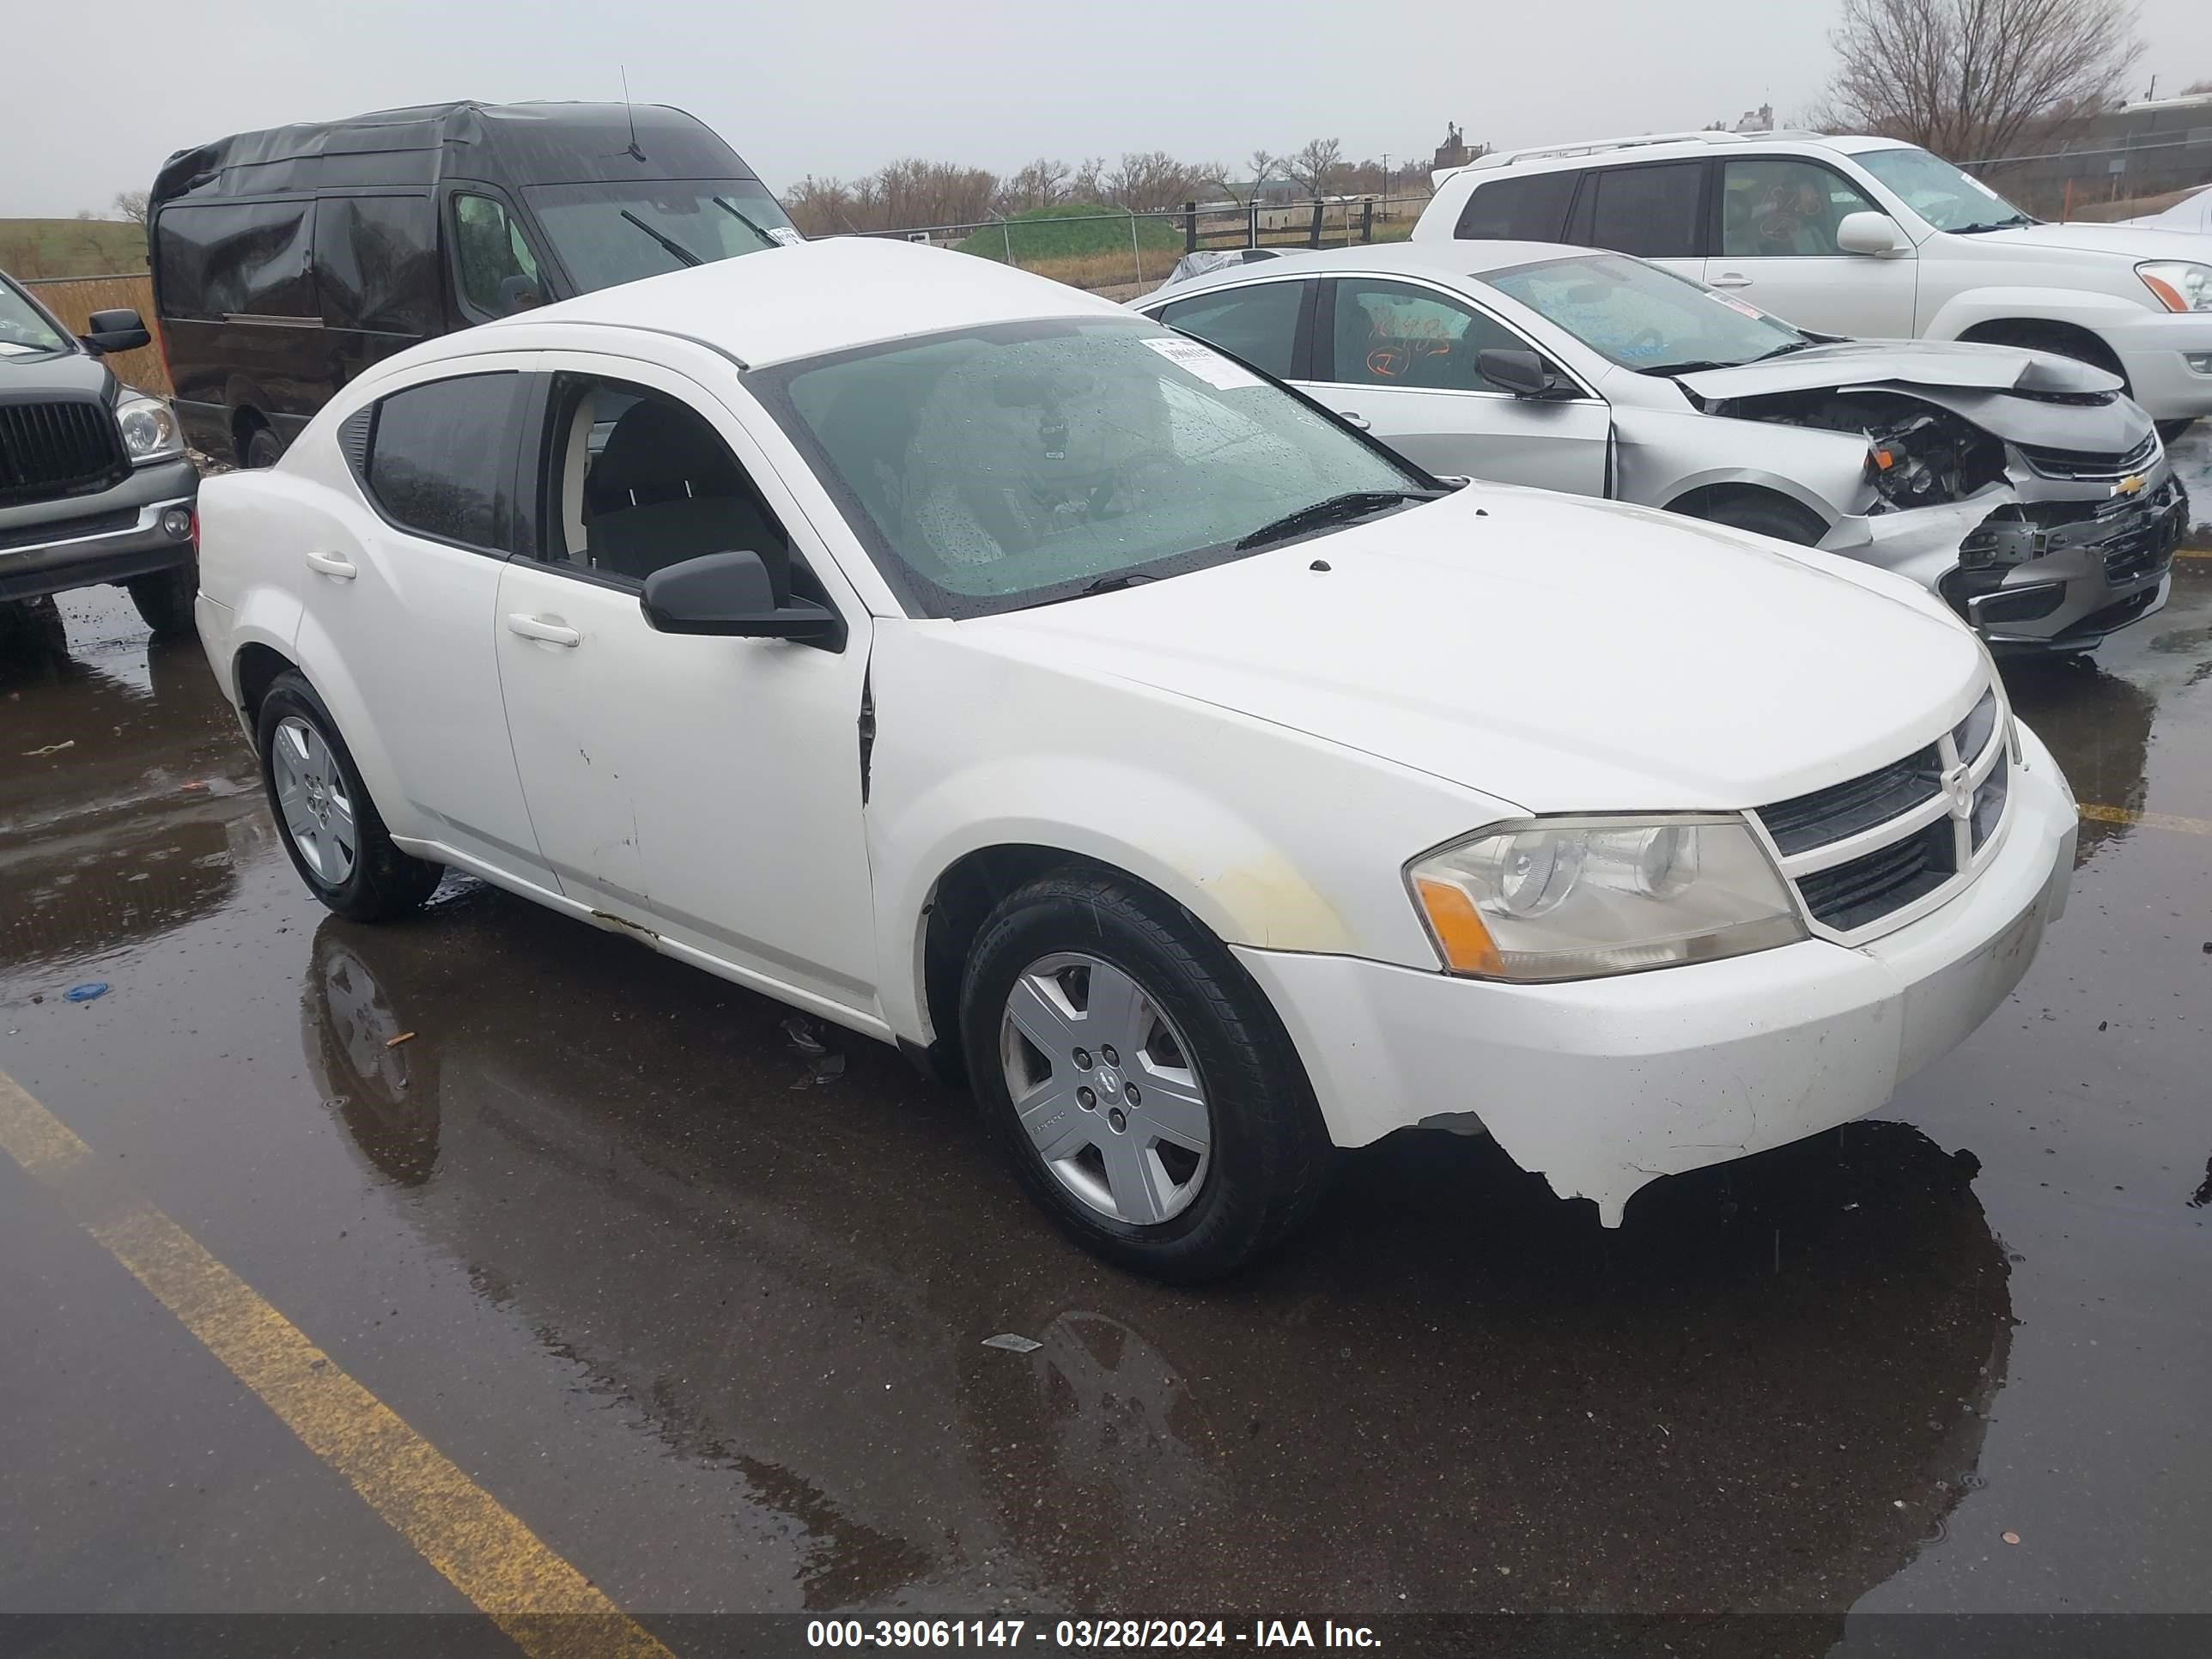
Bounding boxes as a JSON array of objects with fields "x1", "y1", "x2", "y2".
[
  {"x1": 126, "y1": 562, "x2": 198, "y2": 638},
  {"x1": 959, "y1": 869, "x2": 1336, "y2": 1281},
  {"x1": 242, "y1": 424, "x2": 283, "y2": 470},
  {"x1": 1692, "y1": 493, "x2": 1828, "y2": 546},
  {"x1": 2155, "y1": 418, "x2": 2196, "y2": 446},
  {"x1": 0, "y1": 595, "x2": 69, "y2": 666},
  {"x1": 257, "y1": 672, "x2": 441, "y2": 922}
]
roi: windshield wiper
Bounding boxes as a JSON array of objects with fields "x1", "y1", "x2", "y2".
[
  {"x1": 713, "y1": 195, "x2": 784, "y2": 251},
  {"x1": 620, "y1": 210, "x2": 704, "y2": 268},
  {"x1": 1954, "y1": 214, "x2": 2035, "y2": 234},
  {"x1": 1079, "y1": 572, "x2": 1158, "y2": 595},
  {"x1": 1235, "y1": 489, "x2": 1437, "y2": 552},
  {"x1": 1747, "y1": 339, "x2": 1818, "y2": 362},
  {"x1": 1638, "y1": 359, "x2": 1734, "y2": 377}
]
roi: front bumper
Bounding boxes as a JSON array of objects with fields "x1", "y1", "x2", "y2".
[
  {"x1": 2101, "y1": 310, "x2": 2212, "y2": 422},
  {"x1": 1235, "y1": 722, "x2": 2077, "y2": 1226},
  {"x1": 1947, "y1": 476, "x2": 2185, "y2": 651},
  {"x1": 0, "y1": 458, "x2": 200, "y2": 604}
]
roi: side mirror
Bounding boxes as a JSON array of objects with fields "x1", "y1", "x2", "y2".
[
  {"x1": 1476, "y1": 347, "x2": 1561, "y2": 398},
  {"x1": 497, "y1": 275, "x2": 542, "y2": 314},
  {"x1": 82, "y1": 308, "x2": 151, "y2": 354},
  {"x1": 640, "y1": 550, "x2": 844, "y2": 648},
  {"x1": 1837, "y1": 211, "x2": 1905, "y2": 258}
]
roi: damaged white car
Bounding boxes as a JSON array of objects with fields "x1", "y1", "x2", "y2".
[
  {"x1": 193, "y1": 240, "x2": 2079, "y2": 1279},
  {"x1": 1140, "y1": 243, "x2": 2185, "y2": 651}
]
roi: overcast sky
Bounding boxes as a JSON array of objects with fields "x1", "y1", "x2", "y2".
[{"x1": 10, "y1": 0, "x2": 2212, "y2": 217}]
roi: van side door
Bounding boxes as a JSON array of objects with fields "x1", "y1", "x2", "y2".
[{"x1": 314, "y1": 192, "x2": 440, "y2": 392}]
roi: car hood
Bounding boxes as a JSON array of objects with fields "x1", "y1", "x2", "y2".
[
  {"x1": 1965, "y1": 219, "x2": 2212, "y2": 264},
  {"x1": 0, "y1": 345, "x2": 110, "y2": 398},
  {"x1": 965, "y1": 485, "x2": 1984, "y2": 811},
  {"x1": 1674, "y1": 337, "x2": 2120, "y2": 402}
]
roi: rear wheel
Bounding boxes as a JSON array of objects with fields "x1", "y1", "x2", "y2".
[
  {"x1": 960, "y1": 869, "x2": 1335, "y2": 1280},
  {"x1": 126, "y1": 563, "x2": 198, "y2": 638},
  {"x1": 257, "y1": 672, "x2": 441, "y2": 922}
]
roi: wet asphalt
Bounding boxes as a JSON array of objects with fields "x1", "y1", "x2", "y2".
[{"x1": 1, "y1": 447, "x2": 2208, "y2": 1638}]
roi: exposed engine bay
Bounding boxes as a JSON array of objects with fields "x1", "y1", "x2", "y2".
[{"x1": 1698, "y1": 387, "x2": 2012, "y2": 513}]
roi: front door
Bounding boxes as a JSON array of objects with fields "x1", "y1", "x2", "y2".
[
  {"x1": 1703, "y1": 157, "x2": 1918, "y2": 338},
  {"x1": 1306, "y1": 276, "x2": 1610, "y2": 493},
  {"x1": 493, "y1": 356, "x2": 881, "y2": 1021}
]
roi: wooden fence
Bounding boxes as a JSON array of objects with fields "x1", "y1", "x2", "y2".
[{"x1": 21, "y1": 273, "x2": 169, "y2": 397}]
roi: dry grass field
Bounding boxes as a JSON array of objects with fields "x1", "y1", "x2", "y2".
[{"x1": 0, "y1": 217, "x2": 148, "y2": 279}]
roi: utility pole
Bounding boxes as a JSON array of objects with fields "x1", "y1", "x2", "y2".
[{"x1": 1382, "y1": 153, "x2": 1390, "y2": 220}]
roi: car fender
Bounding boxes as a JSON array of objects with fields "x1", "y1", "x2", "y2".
[
  {"x1": 863, "y1": 629, "x2": 1509, "y2": 1048},
  {"x1": 1613, "y1": 407, "x2": 1860, "y2": 525},
  {"x1": 1919, "y1": 285, "x2": 2154, "y2": 347}
]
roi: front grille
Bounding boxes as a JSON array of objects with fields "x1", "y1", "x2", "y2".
[
  {"x1": 0, "y1": 399, "x2": 130, "y2": 506},
  {"x1": 1796, "y1": 817, "x2": 1959, "y2": 932},
  {"x1": 1759, "y1": 744, "x2": 1942, "y2": 856},
  {"x1": 2014, "y1": 432, "x2": 2159, "y2": 482},
  {"x1": 1755, "y1": 685, "x2": 2008, "y2": 937},
  {"x1": 0, "y1": 505, "x2": 138, "y2": 552}
]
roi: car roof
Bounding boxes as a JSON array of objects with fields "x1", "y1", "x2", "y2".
[
  {"x1": 1434, "y1": 130, "x2": 1911, "y2": 188},
  {"x1": 473, "y1": 236, "x2": 1132, "y2": 368},
  {"x1": 1141, "y1": 240, "x2": 1599, "y2": 304}
]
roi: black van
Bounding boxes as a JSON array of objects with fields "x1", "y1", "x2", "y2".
[{"x1": 149, "y1": 100, "x2": 799, "y2": 467}]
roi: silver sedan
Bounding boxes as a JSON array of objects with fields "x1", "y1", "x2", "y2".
[{"x1": 1137, "y1": 242, "x2": 2186, "y2": 652}]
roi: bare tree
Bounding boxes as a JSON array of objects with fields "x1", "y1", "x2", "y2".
[
  {"x1": 112, "y1": 189, "x2": 151, "y2": 228},
  {"x1": 1814, "y1": 0, "x2": 2142, "y2": 164},
  {"x1": 1003, "y1": 157, "x2": 1071, "y2": 211},
  {"x1": 1285, "y1": 137, "x2": 1344, "y2": 198},
  {"x1": 1067, "y1": 157, "x2": 1109, "y2": 204},
  {"x1": 782, "y1": 175, "x2": 855, "y2": 236}
]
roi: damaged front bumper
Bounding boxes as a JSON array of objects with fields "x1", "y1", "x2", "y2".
[
  {"x1": 1821, "y1": 477, "x2": 2185, "y2": 653},
  {"x1": 1231, "y1": 723, "x2": 2078, "y2": 1227}
]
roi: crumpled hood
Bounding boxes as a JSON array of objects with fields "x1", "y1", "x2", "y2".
[
  {"x1": 965, "y1": 485, "x2": 1984, "y2": 811},
  {"x1": 1675, "y1": 338, "x2": 2120, "y2": 402}
]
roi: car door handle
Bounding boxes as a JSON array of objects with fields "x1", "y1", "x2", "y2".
[
  {"x1": 507, "y1": 613, "x2": 580, "y2": 647},
  {"x1": 1708, "y1": 272, "x2": 1753, "y2": 288},
  {"x1": 1338, "y1": 410, "x2": 1371, "y2": 430},
  {"x1": 303, "y1": 550, "x2": 357, "y2": 580}
]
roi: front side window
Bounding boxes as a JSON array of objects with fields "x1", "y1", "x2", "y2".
[
  {"x1": 1488, "y1": 253, "x2": 1808, "y2": 373},
  {"x1": 1157, "y1": 281, "x2": 1304, "y2": 378},
  {"x1": 538, "y1": 374, "x2": 792, "y2": 589},
  {"x1": 453, "y1": 193, "x2": 543, "y2": 317},
  {"x1": 1583, "y1": 162, "x2": 1705, "y2": 259},
  {"x1": 520, "y1": 179, "x2": 798, "y2": 294},
  {"x1": 750, "y1": 319, "x2": 1430, "y2": 618},
  {"x1": 1327, "y1": 278, "x2": 1527, "y2": 391},
  {"x1": 1721, "y1": 160, "x2": 1879, "y2": 257},
  {"x1": 1852, "y1": 146, "x2": 2033, "y2": 234},
  {"x1": 0, "y1": 276, "x2": 70, "y2": 355},
  {"x1": 364, "y1": 372, "x2": 523, "y2": 550},
  {"x1": 1455, "y1": 172, "x2": 1578, "y2": 242}
]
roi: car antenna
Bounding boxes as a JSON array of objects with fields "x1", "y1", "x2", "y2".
[{"x1": 619, "y1": 65, "x2": 646, "y2": 163}]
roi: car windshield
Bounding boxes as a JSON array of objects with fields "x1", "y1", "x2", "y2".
[
  {"x1": 1486, "y1": 252, "x2": 1808, "y2": 374},
  {"x1": 0, "y1": 277, "x2": 71, "y2": 356},
  {"x1": 1853, "y1": 147, "x2": 2034, "y2": 233},
  {"x1": 750, "y1": 319, "x2": 1431, "y2": 617},
  {"x1": 520, "y1": 179, "x2": 799, "y2": 292}
]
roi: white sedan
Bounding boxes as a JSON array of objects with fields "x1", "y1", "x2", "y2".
[{"x1": 193, "y1": 238, "x2": 2078, "y2": 1279}]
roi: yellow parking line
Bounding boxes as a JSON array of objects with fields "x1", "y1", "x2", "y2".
[
  {"x1": 2177, "y1": 547, "x2": 2212, "y2": 560},
  {"x1": 2079, "y1": 801, "x2": 2212, "y2": 837},
  {"x1": 0, "y1": 1070, "x2": 672, "y2": 1659}
]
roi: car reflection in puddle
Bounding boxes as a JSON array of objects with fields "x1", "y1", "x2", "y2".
[{"x1": 300, "y1": 896, "x2": 2016, "y2": 1620}]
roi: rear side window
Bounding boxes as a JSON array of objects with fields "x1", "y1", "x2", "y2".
[
  {"x1": 364, "y1": 373, "x2": 524, "y2": 550},
  {"x1": 1582, "y1": 163, "x2": 1705, "y2": 258},
  {"x1": 1454, "y1": 172, "x2": 1578, "y2": 241},
  {"x1": 1156, "y1": 281, "x2": 1304, "y2": 379},
  {"x1": 316, "y1": 195, "x2": 438, "y2": 335},
  {"x1": 154, "y1": 201, "x2": 317, "y2": 319}
]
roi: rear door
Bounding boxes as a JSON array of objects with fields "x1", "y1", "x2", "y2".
[
  {"x1": 1703, "y1": 156, "x2": 1917, "y2": 337},
  {"x1": 1152, "y1": 276, "x2": 1314, "y2": 381},
  {"x1": 1305, "y1": 275, "x2": 1609, "y2": 493},
  {"x1": 314, "y1": 192, "x2": 439, "y2": 393},
  {"x1": 1568, "y1": 160, "x2": 1710, "y2": 283}
]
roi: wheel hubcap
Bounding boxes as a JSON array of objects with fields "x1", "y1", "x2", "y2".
[
  {"x1": 272, "y1": 715, "x2": 358, "y2": 885},
  {"x1": 1000, "y1": 952, "x2": 1212, "y2": 1225}
]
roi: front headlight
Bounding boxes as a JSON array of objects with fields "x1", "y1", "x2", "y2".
[
  {"x1": 115, "y1": 392, "x2": 183, "y2": 465},
  {"x1": 1407, "y1": 815, "x2": 1807, "y2": 981},
  {"x1": 2137, "y1": 261, "x2": 2212, "y2": 313}
]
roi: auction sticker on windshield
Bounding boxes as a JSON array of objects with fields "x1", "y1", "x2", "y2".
[{"x1": 1141, "y1": 335, "x2": 1264, "y2": 390}]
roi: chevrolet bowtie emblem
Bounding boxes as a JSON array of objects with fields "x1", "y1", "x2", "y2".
[{"x1": 2112, "y1": 474, "x2": 2147, "y2": 497}]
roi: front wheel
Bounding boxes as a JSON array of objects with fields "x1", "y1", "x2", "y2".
[
  {"x1": 959, "y1": 870, "x2": 1335, "y2": 1280},
  {"x1": 126, "y1": 563, "x2": 198, "y2": 638},
  {"x1": 257, "y1": 672, "x2": 441, "y2": 922},
  {"x1": 1691, "y1": 493, "x2": 1827, "y2": 546},
  {"x1": 2155, "y1": 418, "x2": 2196, "y2": 447}
]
